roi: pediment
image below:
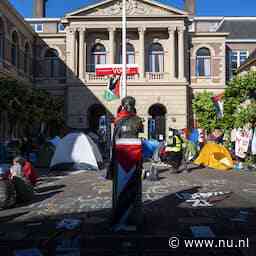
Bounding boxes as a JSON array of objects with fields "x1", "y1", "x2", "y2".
[{"x1": 66, "y1": 0, "x2": 187, "y2": 18}]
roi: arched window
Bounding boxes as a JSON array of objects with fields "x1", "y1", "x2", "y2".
[
  {"x1": 196, "y1": 47, "x2": 211, "y2": 77},
  {"x1": 148, "y1": 43, "x2": 164, "y2": 73},
  {"x1": 44, "y1": 48, "x2": 59, "y2": 77},
  {"x1": 118, "y1": 43, "x2": 135, "y2": 64},
  {"x1": 91, "y1": 43, "x2": 106, "y2": 72},
  {"x1": 0, "y1": 18, "x2": 4, "y2": 61},
  {"x1": 11, "y1": 31, "x2": 19, "y2": 67},
  {"x1": 24, "y1": 43, "x2": 31, "y2": 74}
]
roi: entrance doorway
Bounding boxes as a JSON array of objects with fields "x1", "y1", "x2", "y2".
[
  {"x1": 87, "y1": 104, "x2": 107, "y2": 133},
  {"x1": 148, "y1": 103, "x2": 167, "y2": 141}
]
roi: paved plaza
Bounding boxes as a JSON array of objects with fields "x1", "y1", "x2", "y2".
[{"x1": 0, "y1": 166, "x2": 256, "y2": 255}]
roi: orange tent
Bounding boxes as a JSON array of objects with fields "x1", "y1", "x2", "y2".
[{"x1": 194, "y1": 143, "x2": 234, "y2": 171}]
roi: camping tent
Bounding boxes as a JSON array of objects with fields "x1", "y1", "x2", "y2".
[
  {"x1": 36, "y1": 141, "x2": 56, "y2": 168},
  {"x1": 194, "y1": 143, "x2": 233, "y2": 171},
  {"x1": 50, "y1": 133, "x2": 103, "y2": 171},
  {"x1": 142, "y1": 139, "x2": 159, "y2": 160}
]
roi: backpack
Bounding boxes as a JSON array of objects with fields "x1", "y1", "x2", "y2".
[{"x1": 0, "y1": 178, "x2": 16, "y2": 209}]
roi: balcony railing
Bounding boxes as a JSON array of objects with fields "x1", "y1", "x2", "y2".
[
  {"x1": 146, "y1": 72, "x2": 167, "y2": 80},
  {"x1": 86, "y1": 72, "x2": 139, "y2": 82},
  {"x1": 86, "y1": 72, "x2": 170, "y2": 82}
]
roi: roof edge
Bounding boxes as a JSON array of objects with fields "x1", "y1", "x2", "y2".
[{"x1": 65, "y1": 0, "x2": 188, "y2": 17}]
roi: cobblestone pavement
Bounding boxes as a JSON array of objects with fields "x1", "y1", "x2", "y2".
[{"x1": 0, "y1": 165, "x2": 256, "y2": 255}]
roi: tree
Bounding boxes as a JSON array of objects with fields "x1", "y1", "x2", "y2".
[
  {"x1": 192, "y1": 90, "x2": 219, "y2": 133},
  {"x1": 223, "y1": 71, "x2": 256, "y2": 129},
  {"x1": 0, "y1": 77, "x2": 65, "y2": 139}
]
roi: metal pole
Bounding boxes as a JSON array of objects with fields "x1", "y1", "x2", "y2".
[{"x1": 122, "y1": 0, "x2": 127, "y2": 99}]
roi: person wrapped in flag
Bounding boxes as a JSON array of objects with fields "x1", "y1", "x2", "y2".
[{"x1": 108, "y1": 96, "x2": 144, "y2": 231}]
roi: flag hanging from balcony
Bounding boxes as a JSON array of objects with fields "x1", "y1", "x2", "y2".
[
  {"x1": 212, "y1": 93, "x2": 224, "y2": 119},
  {"x1": 103, "y1": 75, "x2": 121, "y2": 101}
]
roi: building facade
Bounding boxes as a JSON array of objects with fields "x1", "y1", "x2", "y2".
[{"x1": 1, "y1": 0, "x2": 256, "y2": 138}]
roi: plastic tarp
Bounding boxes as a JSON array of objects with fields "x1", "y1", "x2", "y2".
[
  {"x1": 142, "y1": 140, "x2": 159, "y2": 159},
  {"x1": 189, "y1": 129, "x2": 199, "y2": 144},
  {"x1": 50, "y1": 133, "x2": 103, "y2": 171},
  {"x1": 194, "y1": 143, "x2": 233, "y2": 171}
]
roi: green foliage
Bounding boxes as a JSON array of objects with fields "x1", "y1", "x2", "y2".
[
  {"x1": 223, "y1": 71, "x2": 256, "y2": 129},
  {"x1": 192, "y1": 91, "x2": 219, "y2": 133},
  {"x1": 0, "y1": 77, "x2": 65, "y2": 136}
]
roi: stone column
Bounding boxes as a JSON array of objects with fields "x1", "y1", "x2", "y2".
[
  {"x1": 66, "y1": 27, "x2": 76, "y2": 80},
  {"x1": 78, "y1": 28, "x2": 86, "y2": 81},
  {"x1": 168, "y1": 27, "x2": 175, "y2": 80},
  {"x1": 178, "y1": 27, "x2": 185, "y2": 81},
  {"x1": 108, "y1": 27, "x2": 116, "y2": 64},
  {"x1": 138, "y1": 27, "x2": 146, "y2": 79}
]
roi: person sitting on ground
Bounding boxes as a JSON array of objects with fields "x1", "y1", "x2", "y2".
[
  {"x1": 0, "y1": 173, "x2": 16, "y2": 209},
  {"x1": 9, "y1": 162, "x2": 34, "y2": 204},
  {"x1": 207, "y1": 128, "x2": 224, "y2": 144},
  {"x1": 12, "y1": 157, "x2": 38, "y2": 186},
  {"x1": 162, "y1": 128, "x2": 183, "y2": 170}
]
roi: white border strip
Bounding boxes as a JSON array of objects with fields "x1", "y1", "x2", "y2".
[{"x1": 116, "y1": 138, "x2": 141, "y2": 145}]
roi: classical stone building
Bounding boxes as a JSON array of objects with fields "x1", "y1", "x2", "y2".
[{"x1": 1, "y1": 0, "x2": 256, "y2": 138}]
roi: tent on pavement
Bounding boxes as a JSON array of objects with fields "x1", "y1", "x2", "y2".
[
  {"x1": 36, "y1": 141, "x2": 56, "y2": 168},
  {"x1": 194, "y1": 143, "x2": 234, "y2": 171},
  {"x1": 50, "y1": 132, "x2": 103, "y2": 171}
]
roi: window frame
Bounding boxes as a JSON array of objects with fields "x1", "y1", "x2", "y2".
[
  {"x1": 35, "y1": 24, "x2": 44, "y2": 33},
  {"x1": 196, "y1": 47, "x2": 211, "y2": 78},
  {"x1": 91, "y1": 43, "x2": 107, "y2": 72},
  {"x1": 229, "y1": 50, "x2": 249, "y2": 78},
  {"x1": 0, "y1": 19, "x2": 5, "y2": 61},
  {"x1": 24, "y1": 43, "x2": 31, "y2": 74},
  {"x1": 58, "y1": 23, "x2": 65, "y2": 33},
  {"x1": 148, "y1": 43, "x2": 164, "y2": 73},
  {"x1": 44, "y1": 48, "x2": 60, "y2": 78},
  {"x1": 11, "y1": 31, "x2": 19, "y2": 67},
  {"x1": 118, "y1": 43, "x2": 135, "y2": 65}
]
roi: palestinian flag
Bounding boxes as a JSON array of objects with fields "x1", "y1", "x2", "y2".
[
  {"x1": 112, "y1": 138, "x2": 142, "y2": 231},
  {"x1": 212, "y1": 93, "x2": 224, "y2": 118},
  {"x1": 103, "y1": 76, "x2": 120, "y2": 101}
]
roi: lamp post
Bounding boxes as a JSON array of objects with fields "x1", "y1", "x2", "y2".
[{"x1": 121, "y1": 0, "x2": 127, "y2": 99}]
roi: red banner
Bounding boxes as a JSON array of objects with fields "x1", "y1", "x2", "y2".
[{"x1": 96, "y1": 64, "x2": 139, "y2": 76}]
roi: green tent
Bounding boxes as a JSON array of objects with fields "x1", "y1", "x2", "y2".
[{"x1": 35, "y1": 142, "x2": 55, "y2": 168}]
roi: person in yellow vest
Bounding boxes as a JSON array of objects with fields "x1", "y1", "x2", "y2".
[{"x1": 163, "y1": 128, "x2": 183, "y2": 169}]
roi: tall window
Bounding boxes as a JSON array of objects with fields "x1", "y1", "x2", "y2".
[
  {"x1": 196, "y1": 47, "x2": 211, "y2": 77},
  {"x1": 118, "y1": 43, "x2": 135, "y2": 64},
  {"x1": 230, "y1": 50, "x2": 249, "y2": 78},
  {"x1": 44, "y1": 48, "x2": 59, "y2": 77},
  {"x1": 24, "y1": 43, "x2": 30, "y2": 74},
  {"x1": 91, "y1": 43, "x2": 106, "y2": 72},
  {"x1": 148, "y1": 43, "x2": 164, "y2": 73},
  {"x1": 0, "y1": 18, "x2": 4, "y2": 61},
  {"x1": 11, "y1": 31, "x2": 19, "y2": 67}
]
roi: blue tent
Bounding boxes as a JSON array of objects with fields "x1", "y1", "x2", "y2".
[{"x1": 142, "y1": 139, "x2": 159, "y2": 160}]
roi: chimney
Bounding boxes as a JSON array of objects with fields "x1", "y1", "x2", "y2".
[
  {"x1": 184, "y1": 0, "x2": 195, "y2": 17},
  {"x1": 34, "y1": 0, "x2": 46, "y2": 18}
]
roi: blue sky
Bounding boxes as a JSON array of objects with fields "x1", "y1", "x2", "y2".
[{"x1": 9, "y1": 0, "x2": 256, "y2": 18}]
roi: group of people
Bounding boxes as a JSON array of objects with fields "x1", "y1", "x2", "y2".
[{"x1": 0, "y1": 156, "x2": 38, "y2": 209}]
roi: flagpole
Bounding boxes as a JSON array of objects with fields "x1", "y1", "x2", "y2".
[{"x1": 122, "y1": 0, "x2": 127, "y2": 99}]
